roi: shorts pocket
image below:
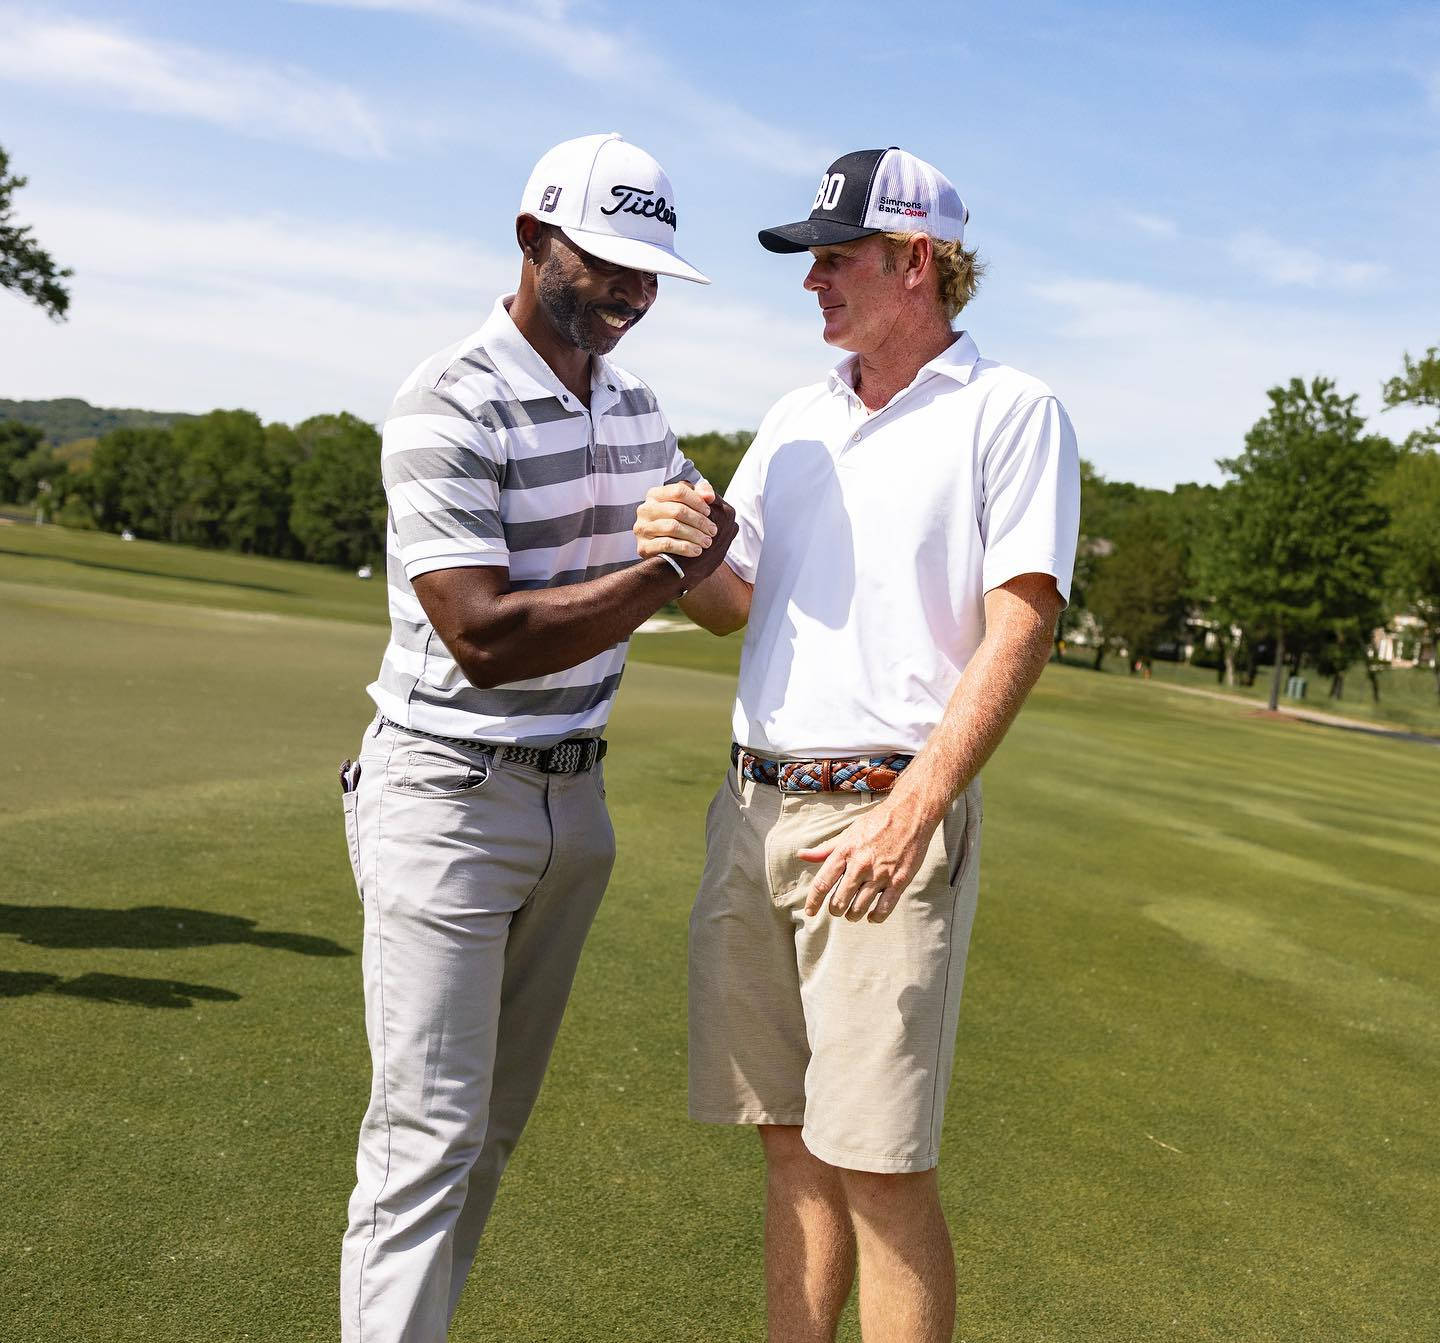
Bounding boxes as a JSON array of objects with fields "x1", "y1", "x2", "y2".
[{"x1": 342, "y1": 790, "x2": 364, "y2": 901}]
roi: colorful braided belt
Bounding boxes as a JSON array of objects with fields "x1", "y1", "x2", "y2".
[{"x1": 730, "y1": 742, "x2": 913, "y2": 793}]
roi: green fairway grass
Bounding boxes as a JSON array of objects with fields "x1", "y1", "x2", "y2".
[
  {"x1": 0, "y1": 519, "x2": 390, "y2": 626},
  {"x1": 2, "y1": 531, "x2": 1438, "y2": 1342}
]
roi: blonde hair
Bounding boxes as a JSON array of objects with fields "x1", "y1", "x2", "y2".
[{"x1": 882, "y1": 232, "x2": 984, "y2": 320}]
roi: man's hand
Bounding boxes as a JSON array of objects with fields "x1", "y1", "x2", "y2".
[
  {"x1": 795, "y1": 573, "x2": 1064, "y2": 924},
  {"x1": 634, "y1": 479, "x2": 738, "y2": 587},
  {"x1": 797, "y1": 793, "x2": 942, "y2": 923},
  {"x1": 675, "y1": 496, "x2": 737, "y2": 587},
  {"x1": 635, "y1": 480, "x2": 720, "y2": 560}
]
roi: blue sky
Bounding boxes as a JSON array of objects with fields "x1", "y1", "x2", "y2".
[{"x1": 1, "y1": 0, "x2": 1436, "y2": 486}]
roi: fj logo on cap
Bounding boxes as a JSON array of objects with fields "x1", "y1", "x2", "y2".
[
  {"x1": 812, "y1": 174, "x2": 846, "y2": 211},
  {"x1": 539, "y1": 185, "x2": 563, "y2": 213}
]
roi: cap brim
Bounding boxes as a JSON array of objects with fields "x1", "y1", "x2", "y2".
[
  {"x1": 561, "y1": 226, "x2": 710, "y2": 284},
  {"x1": 757, "y1": 219, "x2": 881, "y2": 253}
]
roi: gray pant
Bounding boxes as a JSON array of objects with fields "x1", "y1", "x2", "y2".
[{"x1": 339, "y1": 717, "x2": 615, "y2": 1342}]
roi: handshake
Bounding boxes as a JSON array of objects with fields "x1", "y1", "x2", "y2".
[{"x1": 633, "y1": 480, "x2": 738, "y2": 591}]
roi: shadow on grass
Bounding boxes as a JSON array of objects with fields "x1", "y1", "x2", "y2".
[
  {"x1": 0, "y1": 544, "x2": 291, "y2": 595},
  {"x1": 0, "y1": 969, "x2": 242, "y2": 1009},
  {"x1": 0, "y1": 904, "x2": 353, "y2": 957}
]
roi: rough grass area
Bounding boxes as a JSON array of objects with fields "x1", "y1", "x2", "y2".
[
  {"x1": 1061, "y1": 648, "x2": 1440, "y2": 736},
  {"x1": 1, "y1": 533, "x2": 1437, "y2": 1341}
]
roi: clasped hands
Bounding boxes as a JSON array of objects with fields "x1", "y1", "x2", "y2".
[{"x1": 633, "y1": 480, "x2": 737, "y2": 586}]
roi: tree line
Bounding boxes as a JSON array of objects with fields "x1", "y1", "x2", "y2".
[
  {"x1": 3, "y1": 357, "x2": 1437, "y2": 705},
  {"x1": 0, "y1": 413, "x2": 754, "y2": 572},
  {"x1": 1068, "y1": 349, "x2": 1440, "y2": 706},
  {"x1": 3, "y1": 359, "x2": 1435, "y2": 706}
]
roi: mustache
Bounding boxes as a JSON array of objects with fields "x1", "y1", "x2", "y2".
[{"x1": 594, "y1": 303, "x2": 647, "y2": 322}]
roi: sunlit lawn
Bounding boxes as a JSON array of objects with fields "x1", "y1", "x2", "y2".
[{"x1": 1, "y1": 527, "x2": 1437, "y2": 1341}]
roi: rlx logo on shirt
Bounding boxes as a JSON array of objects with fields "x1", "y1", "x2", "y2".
[{"x1": 600, "y1": 185, "x2": 677, "y2": 229}]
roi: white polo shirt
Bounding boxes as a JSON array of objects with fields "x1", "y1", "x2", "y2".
[{"x1": 724, "y1": 331, "x2": 1080, "y2": 757}]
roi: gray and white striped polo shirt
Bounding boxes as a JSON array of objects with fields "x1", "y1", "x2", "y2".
[{"x1": 367, "y1": 295, "x2": 697, "y2": 746}]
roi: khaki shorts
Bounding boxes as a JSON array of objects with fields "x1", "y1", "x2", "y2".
[{"x1": 688, "y1": 762, "x2": 982, "y2": 1174}]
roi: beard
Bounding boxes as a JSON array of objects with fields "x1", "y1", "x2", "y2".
[
  {"x1": 535, "y1": 257, "x2": 643, "y2": 355},
  {"x1": 536, "y1": 262, "x2": 612, "y2": 355}
]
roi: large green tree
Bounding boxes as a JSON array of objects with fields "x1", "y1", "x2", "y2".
[
  {"x1": 677, "y1": 430, "x2": 753, "y2": 497},
  {"x1": 1203, "y1": 377, "x2": 1393, "y2": 708},
  {"x1": 1060, "y1": 462, "x2": 1179, "y2": 669},
  {"x1": 1376, "y1": 448, "x2": 1440, "y2": 700},
  {"x1": 172, "y1": 411, "x2": 269, "y2": 549},
  {"x1": 7, "y1": 443, "x2": 67, "y2": 516},
  {"x1": 1086, "y1": 498, "x2": 1190, "y2": 672},
  {"x1": 0, "y1": 420, "x2": 44, "y2": 502},
  {"x1": 0, "y1": 145, "x2": 71, "y2": 321},
  {"x1": 1205, "y1": 378, "x2": 1394, "y2": 710},
  {"x1": 289, "y1": 413, "x2": 385, "y2": 567},
  {"x1": 1382, "y1": 346, "x2": 1440, "y2": 448},
  {"x1": 1380, "y1": 346, "x2": 1440, "y2": 697},
  {"x1": 88, "y1": 427, "x2": 185, "y2": 539}
]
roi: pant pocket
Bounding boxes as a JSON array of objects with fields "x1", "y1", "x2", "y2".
[
  {"x1": 342, "y1": 790, "x2": 364, "y2": 901},
  {"x1": 946, "y1": 781, "x2": 983, "y2": 888}
]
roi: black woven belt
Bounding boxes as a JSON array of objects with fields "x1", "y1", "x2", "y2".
[
  {"x1": 382, "y1": 718, "x2": 606, "y2": 774},
  {"x1": 501, "y1": 738, "x2": 606, "y2": 774},
  {"x1": 730, "y1": 742, "x2": 913, "y2": 792}
]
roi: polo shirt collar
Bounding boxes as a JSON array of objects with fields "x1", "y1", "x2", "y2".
[
  {"x1": 825, "y1": 329, "x2": 983, "y2": 405},
  {"x1": 479, "y1": 295, "x2": 622, "y2": 410}
]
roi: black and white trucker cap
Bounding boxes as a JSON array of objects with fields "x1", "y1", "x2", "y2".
[{"x1": 758, "y1": 146, "x2": 968, "y2": 253}]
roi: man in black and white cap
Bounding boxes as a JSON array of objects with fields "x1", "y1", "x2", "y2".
[
  {"x1": 636, "y1": 147, "x2": 1080, "y2": 1340},
  {"x1": 338, "y1": 132, "x2": 734, "y2": 1342}
]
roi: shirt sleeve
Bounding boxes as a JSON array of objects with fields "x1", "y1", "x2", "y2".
[
  {"x1": 381, "y1": 381, "x2": 509, "y2": 581},
  {"x1": 979, "y1": 395, "x2": 1081, "y2": 603},
  {"x1": 722, "y1": 433, "x2": 768, "y2": 585},
  {"x1": 663, "y1": 428, "x2": 702, "y2": 486}
]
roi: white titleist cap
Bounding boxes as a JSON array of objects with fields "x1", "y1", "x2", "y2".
[
  {"x1": 758, "y1": 146, "x2": 968, "y2": 253},
  {"x1": 520, "y1": 133, "x2": 709, "y2": 285}
]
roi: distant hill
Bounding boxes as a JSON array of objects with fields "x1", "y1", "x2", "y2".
[{"x1": 0, "y1": 398, "x2": 198, "y2": 447}]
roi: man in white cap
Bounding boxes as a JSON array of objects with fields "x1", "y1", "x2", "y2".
[
  {"x1": 339, "y1": 133, "x2": 733, "y2": 1342},
  {"x1": 635, "y1": 147, "x2": 1080, "y2": 1341}
]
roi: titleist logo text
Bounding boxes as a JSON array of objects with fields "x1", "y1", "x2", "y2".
[{"x1": 599, "y1": 185, "x2": 677, "y2": 229}]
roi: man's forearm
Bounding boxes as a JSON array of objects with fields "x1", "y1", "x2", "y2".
[
  {"x1": 889, "y1": 576, "x2": 1061, "y2": 823},
  {"x1": 678, "y1": 561, "x2": 752, "y2": 636},
  {"x1": 438, "y1": 558, "x2": 687, "y2": 688}
]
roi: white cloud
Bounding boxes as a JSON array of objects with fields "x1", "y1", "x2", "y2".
[
  {"x1": 26, "y1": 202, "x2": 507, "y2": 297},
  {"x1": 1122, "y1": 211, "x2": 1180, "y2": 238},
  {"x1": 1019, "y1": 275, "x2": 1428, "y2": 487},
  {"x1": 0, "y1": 8, "x2": 387, "y2": 158},
  {"x1": 9, "y1": 197, "x2": 1428, "y2": 486},
  {"x1": 288, "y1": 0, "x2": 827, "y2": 175},
  {"x1": 1227, "y1": 230, "x2": 1385, "y2": 290},
  {"x1": 0, "y1": 198, "x2": 822, "y2": 433},
  {"x1": 620, "y1": 288, "x2": 824, "y2": 432},
  {"x1": 293, "y1": 0, "x2": 630, "y2": 81}
]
